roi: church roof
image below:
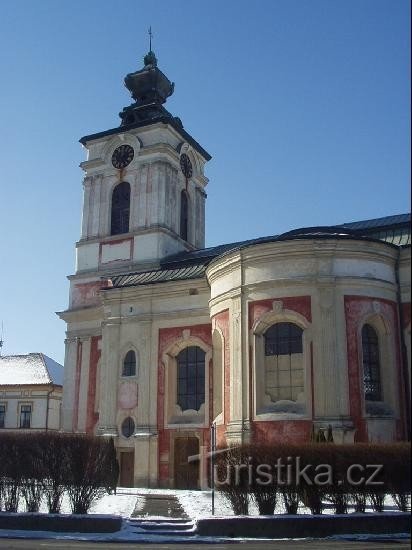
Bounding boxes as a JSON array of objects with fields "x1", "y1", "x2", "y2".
[
  {"x1": 108, "y1": 213, "x2": 411, "y2": 289},
  {"x1": 0, "y1": 353, "x2": 64, "y2": 387}
]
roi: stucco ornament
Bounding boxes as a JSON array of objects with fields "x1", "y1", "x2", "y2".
[
  {"x1": 272, "y1": 300, "x2": 283, "y2": 313},
  {"x1": 118, "y1": 381, "x2": 138, "y2": 409}
]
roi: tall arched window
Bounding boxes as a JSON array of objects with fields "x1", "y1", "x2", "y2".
[
  {"x1": 264, "y1": 322, "x2": 304, "y2": 402},
  {"x1": 177, "y1": 346, "x2": 205, "y2": 411},
  {"x1": 122, "y1": 350, "x2": 136, "y2": 377},
  {"x1": 111, "y1": 181, "x2": 130, "y2": 235},
  {"x1": 362, "y1": 324, "x2": 382, "y2": 401},
  {"x1": 180, "y1": 190, "x2": 189, "y2": 241}
]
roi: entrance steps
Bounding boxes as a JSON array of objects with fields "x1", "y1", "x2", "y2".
[{"x1": 129, "y1": 517, "x2": 196, "y2": 537}]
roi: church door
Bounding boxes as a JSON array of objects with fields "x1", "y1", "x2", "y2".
[
  {"x1": 119, "y1": 451, "x2": 134, "y2": 487},
  {"x1": 174, "y1": 437, "x2": 199, "y2": 489}
]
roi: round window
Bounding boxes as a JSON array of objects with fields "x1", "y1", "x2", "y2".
[{"x1": 121, "y1": 417, "x2": 135, "y2": 438}]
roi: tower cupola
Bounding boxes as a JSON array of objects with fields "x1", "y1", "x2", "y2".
[{"x1": 120, "y1": 51, "x2": 176, "y2": 126}]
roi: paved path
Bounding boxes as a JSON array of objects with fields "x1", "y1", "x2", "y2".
[
  {"x1": 131, "y1": 492, "x2": 188, "y2": 519},
  {"x1": 0, "y1": 539, "x2": 410, "y2": 549}
]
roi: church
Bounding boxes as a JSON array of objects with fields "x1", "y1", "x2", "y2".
[{"x1": 58, "y1": 48, "x2": 411, "y2": 488}]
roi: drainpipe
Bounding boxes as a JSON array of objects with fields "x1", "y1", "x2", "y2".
[
  {"x1": 45, "y1": 385, "x2": 54, "y2": 431},
  {"x1": 395, "y1": 248, "x2": 410, "y2": 440}
]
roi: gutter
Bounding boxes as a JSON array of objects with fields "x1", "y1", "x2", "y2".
[
  {"x1": 45, "y1": 385, "x2": 54, "y2": 431},
  {"x1": 395, "y1": 247, "x2": 411, "y2": 440}
]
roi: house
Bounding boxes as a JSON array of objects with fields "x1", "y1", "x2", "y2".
[
  {"x1": 58, "y1": 48, "x2": 411, "y2": 488},
  {"x1": 0, "y1": 353, "x2": 63, "y2": 431}
]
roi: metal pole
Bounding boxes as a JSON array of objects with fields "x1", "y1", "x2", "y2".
[{"x1": 210, "y1": 422, "x2": 216, "y2": 515}]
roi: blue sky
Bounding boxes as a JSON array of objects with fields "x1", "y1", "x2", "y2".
[{"x1": 0, "y1": 0, "x2": 410, "y2": 364}]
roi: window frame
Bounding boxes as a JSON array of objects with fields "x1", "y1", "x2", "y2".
[
  {"x1": 162, "y1": 336, "x2": 211, "y2": 428},
  {"x1": 176, "y1": 346, "x2": 206, "y2": 412},
  {"x1": 19, "y1": 403, "x2": 32, "y2": 429},
  {"x1": 251, "y1": 306, "x2": 311, "y2": 420},
  {"x1": 0, "y1": 403, "x2": 6, "y2": 428},
  {"x1": 361, "y1": 323, "x2": 383, "y2": 402},
  {"x1": 122, "y1": 350, "x2": 137, "y2": 377},
  {"x1": 263, "y1": 322, "x2": 304, "y2": 403},
  {"x1": 110, "y1": 181, "x2": 131, "y2": 236},
  {"x1": 120, "y1": 416, "x2": 135, "y2": 438},
  {"x1": 179, "y1": 190, "x2": 189, "y2": 241}
]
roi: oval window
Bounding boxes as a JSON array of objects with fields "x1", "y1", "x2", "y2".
[{"x1": 121, "y1": 417, "x2": 135, "y2": 438}]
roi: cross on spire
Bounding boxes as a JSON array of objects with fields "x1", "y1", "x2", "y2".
[{"x1": 148, "y1": 26, "x2": 153, "y2": 52}]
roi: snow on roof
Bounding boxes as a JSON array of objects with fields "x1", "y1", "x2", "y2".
[{"x1": 0, "y1": 353, "x2": 64, "y2": 386}]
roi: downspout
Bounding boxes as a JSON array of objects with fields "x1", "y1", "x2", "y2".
[
  {"x1": 45, "y1": 385, "x2": 54, "y2": 431},
  {"x1": 395, "y1": 247, "x2": 411, "y2": 440}
]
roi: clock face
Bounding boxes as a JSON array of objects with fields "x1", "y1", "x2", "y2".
[
  {"x1": 180, "y1": 153, "x2": 193, "y2": 179},
  {"x1": 111, "y1": 145, "x2": 134, "y2": 169}
]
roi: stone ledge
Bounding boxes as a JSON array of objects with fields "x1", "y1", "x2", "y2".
[
  {"x1": 0, "y1": 513, "x2": 122, "y2": 533},
  {"x1": 196, "y1": 512, "x2": 411, "y2": 538}
]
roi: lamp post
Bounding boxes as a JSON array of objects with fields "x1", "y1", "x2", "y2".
[{"x1": 210, "y1": 422, "x2": 216, "y2": 515}]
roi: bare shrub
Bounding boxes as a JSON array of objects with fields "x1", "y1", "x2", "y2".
[{"x1": 65, "y1": 435, "x2": 118, "y2": 514}]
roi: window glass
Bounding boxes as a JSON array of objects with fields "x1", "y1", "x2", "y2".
[
  {"x1": 20, "y1": 404, "x2": 31, "y2": 428},
  {"x1": 177, "y1": 346, "x2": 205, "y2": 411},
  {"x1": 111, "y1": 181, "x2": 130, "y2": 235},
  {"x1": 0, "y1": 404, "x2": 5, "y2": 428},
  {"x1": 264, "y1": 323, "x2": 304, "y2": 402},
  {"x1": 180, "y1": 191, "x2": 189, "y2": 241},
  {"x1": 362, "y1": 324, "x2": 382, "y2": 401},
  {"x1": 265, "y1": 323, "x2": 303, "y2": 356},
  {"x1": 123, "y1": 350, "x2": 136, "y2": 376},
  {"x1": 121, "y1": 417, "x2": 135, "y2": 438}
]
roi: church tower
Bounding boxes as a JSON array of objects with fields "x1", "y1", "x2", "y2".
[
  {"x1": 59, "y1": 49, "x2": 211, "y2": 445},
  {"x1": 76, "y1": 49, "x2": 211, "y2": 275}
]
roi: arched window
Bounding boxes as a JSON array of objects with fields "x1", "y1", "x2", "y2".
[
  {"x1": 122, "y1": 350, "x2": 136, "y2": 377},
  {"x1": 177, "y1": 346, "x2": 205, "y2": 411},
  {"x1": 111, "y1": 181, "x2": 130, "y2": 235},
  {"x1": 180, "y1": 190, "x2": 189, "y2": 241},
  {"x1": 121, "y1": 417, "x2": 135, "y2": 438},
  {"x1": 362, "y1": 324, "x2": 382, "y2": 401},
  {"x1": 264, "y1": 322, "x2": 304, "y2": 402}
]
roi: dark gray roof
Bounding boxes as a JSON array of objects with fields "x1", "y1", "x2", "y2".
[
  {"x1": 111, "y1": 264, "x2": 206, "y2": 288},
  {"x1": 108, "y1": 213, "x2": 411, "y2": 289},
  {"x1": 80, "y1": 117, "x2": 211, "y2": 161},
  {"x1": 340, "y1": 213, "x2": 410, "y2": 230}
]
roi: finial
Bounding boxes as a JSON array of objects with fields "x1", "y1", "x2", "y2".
[
  {"x1": 144, "y1": 26, "x2": 157, "y2": 66},
  {"x1": 148, "y1": 26, "x2": 153, "y2": 52}
]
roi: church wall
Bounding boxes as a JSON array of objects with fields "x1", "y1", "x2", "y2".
[
  {"x1": 157, "y1": 323, "x2": 212, "y2": 487},
  {"x1": 207, "y1": 238, "x2": 404, "y2": 447},
  {"x1": 212, "y1": 310, "x2": 230, "y2": 447},
  {"x1": 344, "y1": 296, "x2": 406, "y2": 442}
]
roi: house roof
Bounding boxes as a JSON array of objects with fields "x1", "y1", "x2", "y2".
[
  {"x1": 0, "y1": 353, "x2": 64, "y2": 387},
  {"x1": 108, "y1": 213, "x2": 411, "y2": 289}
]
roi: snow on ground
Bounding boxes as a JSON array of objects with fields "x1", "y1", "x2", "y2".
[{"x1": 15, "y1": 488, "x2": 404, "y2": 519}]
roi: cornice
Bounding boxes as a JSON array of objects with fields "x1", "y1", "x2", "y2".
[
  {"x1": 206, "y1": 238, "x2": 398, "y2": 284},
  {"x1": 102, "y1": 277, "x2": 209, "y2": 302}
]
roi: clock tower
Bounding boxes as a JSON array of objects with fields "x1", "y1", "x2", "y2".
[{"x1": 75, "y1": 49, "x2": 211, "y2": 277}]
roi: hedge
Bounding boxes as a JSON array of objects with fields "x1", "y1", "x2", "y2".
[
  {"x1": 0, "y1": 433, "x2": 119, "y2": 514},
  {"x1": 214, "y1": 442, "x2": 411, "y2": 515}
]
